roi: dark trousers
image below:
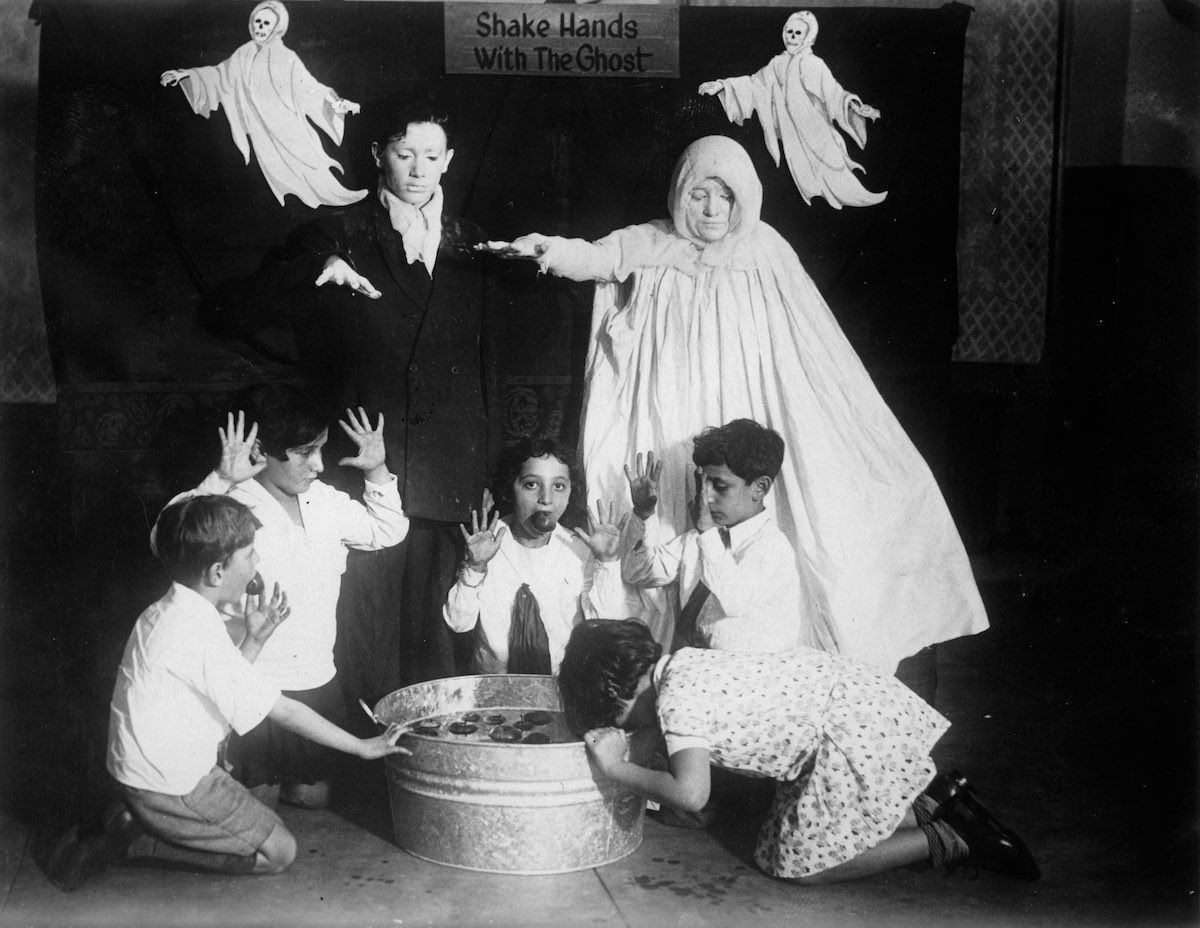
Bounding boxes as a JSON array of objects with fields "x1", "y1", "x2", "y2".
[{"x1": 335, "y1": 518, "x2": 467, "y2": 707}]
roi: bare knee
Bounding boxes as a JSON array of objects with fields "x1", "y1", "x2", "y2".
[{"x1": 256, "y1": 823, "x2": 296, "y2": 874}]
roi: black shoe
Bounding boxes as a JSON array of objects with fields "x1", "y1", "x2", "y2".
[
  {"x1": 47, "y1": 804, "x2": 139, "y2": 892},
  {"x1": 930, "y1": 771, "x2": 1041, "y2": 881}
]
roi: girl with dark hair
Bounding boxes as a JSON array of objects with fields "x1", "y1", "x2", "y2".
[
  {"x1": 558, "y1": 619, "x2": 1041, "y2": 886},
  {"x1": 444, "y1": 439, "x2": 633, "y2": 675}
]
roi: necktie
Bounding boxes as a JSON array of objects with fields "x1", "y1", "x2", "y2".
[
  {"x1": 672, "y1": 528, "x2": 731, "y2": 650},
  {"x1": 507, "y1": 583, "x2": 551, "y2": 674}
]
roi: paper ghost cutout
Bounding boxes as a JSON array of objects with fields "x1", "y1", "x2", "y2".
[
  {"x1": 699, "y1": 11, "x2": 886, "y2": 209},
  {"x1": 161, "y1": 0, "x2": 366, "y2": 209}
]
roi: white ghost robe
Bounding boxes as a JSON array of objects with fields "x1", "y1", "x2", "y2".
[
  {"x1": 716, "y1": 49, "x2": 886, "y2": 210},
  {"x1": 533, "y1": 136, "x2": 984, "y2": 670},
  {"x1": 177, "y1": 40, "x2": 366, "y2": 209}
]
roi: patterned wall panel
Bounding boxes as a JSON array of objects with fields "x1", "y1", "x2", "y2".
[
  {"x1": 954, "y1": 0, "x2": 1059, "y2": 364},
  {"x1": 1, "y1": 4, "x2": 56, "y2": 402}
]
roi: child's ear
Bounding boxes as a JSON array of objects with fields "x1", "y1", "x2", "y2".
[
  {"x1": 199, "y1": 561, "x2": 224, "y2": 590},
  {"x1": 752, "y1": 475, "x2": 773, "y2": 501}
]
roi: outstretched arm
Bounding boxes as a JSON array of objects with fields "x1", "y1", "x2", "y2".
[
  {"x1": 269, "y1": 696, "x2": 411, "y2": 760},
  {"x1": 585, "y1": 728, "x2": 711, "y2": 812}
]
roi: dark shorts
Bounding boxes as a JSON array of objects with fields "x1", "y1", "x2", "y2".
[
  {"x1": 230, "y1": 674, "x2": 350, "y2": 787},
  {"x1": 123, "y1": 766, "x2": 280, "y2": 856}
]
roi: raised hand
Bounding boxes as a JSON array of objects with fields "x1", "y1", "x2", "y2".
[
  {"x1": 358, "y1": 722, "x2": 413, "y2": 760},
  {"x1": 160, "y1": 70, "x2": 189, "y2": 87},
  {"x1": 623, "y1": 451, "x2": 663, "y2": 520},
  {"x1": 315, "y1": 256, "x2": 381, "y2": 299},
  {"x1": 245, "y1": 581, "x2": 290, "y2": 647},
  {"x1": 338, "y1": 408, "x2": 387, "y2": 480},
  {"x1": 217, "y1": 411, "x2": 267, "y2": 485},
  {"x1": 690, "y1": 467, "x2": 715, "y2": 533},
  {"x1": 459, "y1": 492, "x2": 506, "y2": 571},
  {"x1": 697, "y1": 80, "x2": 724, "y2": 96},
  {"x1": 573, "y1": 500, "x2": 629, "y2": 562}
]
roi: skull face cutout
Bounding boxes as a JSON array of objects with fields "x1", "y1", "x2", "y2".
[
  {"x1": 781, "y1": 12, "x2": 815, "y2": 55},
  {"x1": 251, "y1": 8, "x2": 278, "y2": 44}
]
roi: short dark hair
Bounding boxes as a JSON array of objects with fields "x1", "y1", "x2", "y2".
[
  {"x1": 692, "y1": 419, "x2": 785, "y2": 483},
  {"x1": 373, "y1": 99, "x2": 454, "y2": 151},
  {"x1": 233, "y1": 383, "x2": 329, "y2": 460},
  {"x1": 558, "y1": 620, "x2": 662, "y2": 734},
  {"x1": 491, "y1": 436, "x2": 583, "y2": 513},
  {"x1": 155, "y1": 496, "x2": 260, "y2": 585}
]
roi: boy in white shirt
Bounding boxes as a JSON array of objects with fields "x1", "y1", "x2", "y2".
[
  {"x1": 49, "y1": 495, "x2": 407, "y2": 891},
  {"x1": 623, "y1": 419, "x2": 802, "y2": 653},
  {"x1": 153, "y1": 384, "x2": 408, "y2": 809}
]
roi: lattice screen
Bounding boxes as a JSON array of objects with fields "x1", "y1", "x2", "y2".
[{"x1": 954, "y1": 0, "x2": 1059, "y2": 364}]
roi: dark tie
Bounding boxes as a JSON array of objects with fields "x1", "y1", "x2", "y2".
[
  {"x1": 507, "y1": 583, "x2": 552, "y2": 674},
  {"x1": 672, "y1": 528, "x2": 731, "y2": 650}
]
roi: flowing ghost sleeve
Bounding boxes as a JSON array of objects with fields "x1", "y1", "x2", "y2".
[
  {"x1": 801, "y1": 53, "x2": 871, "y2": 150},
  {"x1": 712, "y1": 60, "x2": 785, "y2": 166},
  {"x1": 178, "y1": 53, "x2": 253, "y2": 165},
  {"x1": 271, "y1": 47, "x2": 347, "y2": 148}
]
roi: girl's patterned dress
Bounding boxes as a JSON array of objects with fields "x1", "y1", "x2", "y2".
[{"x1": 654, "y1": 647, "x2": 949, "y2": 878}]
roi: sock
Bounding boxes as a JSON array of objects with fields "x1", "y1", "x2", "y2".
[{"x1": 914, "y1": 795, "x2": 969, "y2": 870}]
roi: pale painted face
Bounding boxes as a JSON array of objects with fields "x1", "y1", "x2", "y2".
[
  {"x1": 251, "y1": 8, "x2": 279, "y2": 45},
  {"x1": 373, "y1": 122, "x2": 455, "y2": 207},
  {"x1": 259, "y1": 428, "x2": 328, "y2": 498},
  {"x1": 510, "y1": 454, "x2": 572, "y2": 541},
  {"x1": 684, "y1": 178, "x2": 734, "y2": 243},
  {"x1": 782, "y1": 16, "x2": 809, "y2": 54}
]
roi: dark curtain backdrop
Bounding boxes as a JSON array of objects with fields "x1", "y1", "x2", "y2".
[{"x1": 35, "y1": 0, "x2": 968, "y2": 472}]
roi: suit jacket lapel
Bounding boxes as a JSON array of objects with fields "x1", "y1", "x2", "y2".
[{"x1": 372, "y1": 204, "x2": 432, "y2": 308}]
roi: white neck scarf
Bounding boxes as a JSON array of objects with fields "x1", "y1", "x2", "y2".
[{"x1": 378, "y1": 183, "x2": 443, "y2": 275}]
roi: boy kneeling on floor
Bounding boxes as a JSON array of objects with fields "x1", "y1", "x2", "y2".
[{"x1": 49, "y1": 495, "x2": 408, "y2": 891}]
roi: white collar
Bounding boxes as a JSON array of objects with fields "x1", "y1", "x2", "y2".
[{"x1": 378, "y1": 183, "x2": 443, "y2": 273}]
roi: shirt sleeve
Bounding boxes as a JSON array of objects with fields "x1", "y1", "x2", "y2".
[
  {"x1": 621, "y1": 515, "x2": 687, "y2": 589},
  {"x1": 194, "y1": 628, "x2": 281, "y2": 736},
  {"x1": 696, "y1": 528, "x2": 800, "y2": 652},
  {"x1": 443, "y1": 565, "x2": 486, "y2": 633},
  {"x1": 330, "y1": 475, "x2": 410, "y2": 551},
  {"x1": 580, "y1": 557, "x2": 631, "y2": 621}
]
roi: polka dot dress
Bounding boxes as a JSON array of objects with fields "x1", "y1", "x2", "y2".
[{"x1": 655, "y1": 648, "x2": 949, "y2": 878}]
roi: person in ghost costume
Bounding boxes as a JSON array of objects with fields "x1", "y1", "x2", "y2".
[
  {"x1": 160, "y1": 0, "x2": 366, "y2": 209},
  {"x1": 698, "y1": 11, "x2": 886, "y2": 210},
  {"x1": 484, "y1": 135, "x2": 986, "y2": 673}
]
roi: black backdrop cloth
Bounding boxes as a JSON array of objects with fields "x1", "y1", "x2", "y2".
[{"x1": 34, "y1": 0, "x2": 970, "y2": 690}]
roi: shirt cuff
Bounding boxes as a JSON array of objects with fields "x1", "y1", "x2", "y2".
[
  {"x1": 364, "y1": 473, "x2": 398, "y2": 492},
  {"x1": 199, "y1": 471, "x2": 237, "y2": 495}
]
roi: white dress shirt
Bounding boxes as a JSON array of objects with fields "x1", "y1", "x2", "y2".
[
  {"x1": 622, "y1": 508, "x2": 801, "y2": 652},
  {"x1": 108, "y1": 583, "x2": 280, "y2": 795},
  {"x1": 444, "y1": 522, "x2": 632, "y2": 674},
  {"x1": 156, "y1": 471, "x2": 409, "y2": 690}
]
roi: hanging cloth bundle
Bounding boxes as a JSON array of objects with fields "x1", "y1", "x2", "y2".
[{"x1": 507, "y1": 583, "x2": 552, "y2": 674}]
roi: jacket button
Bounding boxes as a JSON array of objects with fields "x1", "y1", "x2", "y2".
[{"x1": 451, "y1": 366, "x2": 460, "y2": 374}]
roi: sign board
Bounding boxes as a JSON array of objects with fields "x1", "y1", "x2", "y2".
[{"x1": 445, "y1": 3, "x2": 679, "y2": 78}]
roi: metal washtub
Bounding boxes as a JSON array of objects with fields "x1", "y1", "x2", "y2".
[{"x1": 374, "y1": 674, "x2": 648, "y2": 874}]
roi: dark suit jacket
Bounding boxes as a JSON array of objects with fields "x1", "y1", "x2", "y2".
[{"x1": 214, "y1": 199, "x2": 502, "y2": 523}]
